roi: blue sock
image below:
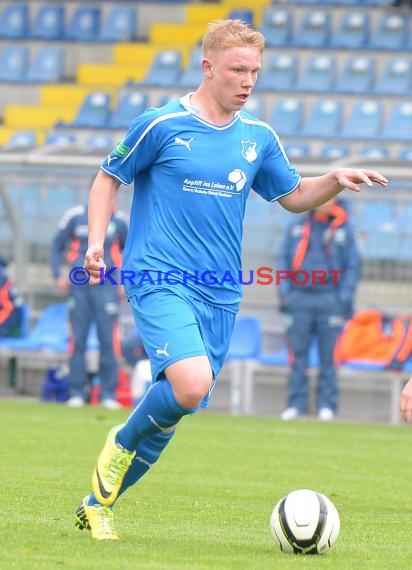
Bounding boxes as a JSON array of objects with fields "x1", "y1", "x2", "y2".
[
  {"x1": 118, "y1": 430, "x2": 175, "y2": 498},
  {"x1": 116, "y1": 380, "x2": 196, "y2": 451}
]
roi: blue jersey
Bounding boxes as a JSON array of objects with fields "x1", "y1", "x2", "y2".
[{"x1": 101, "y1": 95, "x2": 300, "y2": 311}]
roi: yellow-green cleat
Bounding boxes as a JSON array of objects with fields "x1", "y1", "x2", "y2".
[
  {"x1": 75, "y1": 496, "x2": 118, "y2": 540},
  {"x1": 92, "y1": 425, "x2": 136, "y2": 506}
]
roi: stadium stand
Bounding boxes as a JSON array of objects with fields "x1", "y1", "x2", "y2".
[{"x1": 0, "y1": 0, "x2": 411, "y2": 421}]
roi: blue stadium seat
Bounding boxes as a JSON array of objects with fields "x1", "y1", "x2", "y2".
[
  {"x1": 330, "y1": 12, "x2": 370, "y2": 49},
  {"x1": 260, "y1": 9, "x2": 293, "y2": 47},
  {"x1": 8, "y1": 131, "x2": 36, "y2": 147},
  {"x1": 319, "y1": 144, "x2": 350, "y2": 160},
  {"x1": 340, "y1": 100, "x2": 383, "y2": 140},
  {"x1": 334, "y1": 56, "x2": 376, "y2": 94},
  {"x1": 243, "y1": 96, "x2": 266, "y2": 120},
  {"x1": 398, "y1": 147, "x2": 412, "y2": 161},
  {"x1": 25, "y1": 46, "x2": 65, "y2": 83},
  {"x1": 380, "y1": 102, "x2": 412, "y2": 141},
  {"x1": 46, "y1": 132, "x2": 77, "y2": 146},
  {"x1": 284, "y1": 142, "x2": 311, "y2": 159},
  {"x1": 356, "y1": 200, "x2": 396, "y2": 232},
  {"x1": 255, "y1": 54, "x2": 297, "y2": 91},
  {"x1": 0, "y1": 45, "x2": 28, "y2": 82},
  {"x1": 65, "y1": 7, "x2": 100, "y2": 41},
  {"x1": 84, "y1": 134, "x2": 114, "y2": 151},
  {"x1": 294, "y1": 10, "x2": 331, "y2": 48},
  {"x1": 295, "y1": 54, "x2": 336, "y2": 92},
  {"x1": 140, "y1": 50, "x2": 182, "y2": 87},
  {"x1": 0, "y1": 3, "x2": 28, "y2": 39},
  {"x1": 302, "y1": 99, "x2": 342, "y2": 138},
  {"x1": 228, "y1": 10, "x2": 253, "y2": 26},
  {"x1": 225, "y1": 316, "x2": 262, "y2": 415},
  {"x1": 108, "y1": 92, "x2": 149, "y2": 130},
  {"x1": 98, "y1": 6, "x2": 137, "y2": 42},
  {"x1": 397, "y1": 202, "x2": 412, "y2": 231},
  {"x1": 357, "y1": 146, "x2": 390, "y2": 160},
  {"x1": 29, "y1": 4, "x2": 64, "y2": 40},
  {"x1": 267, "y1": 98, "x2": 303, "y2": 137},
  {"x1": 368, "y1": 13, "x2": 408, "y2": 50},
  {"x1": 177, "y1": 47, "x2": 203, "y2": 89},
  {"x1": 67, "y1": 92, "x2": 111, "y2": 129},
  {"x1": 374, "y1": 57, "x2": 412, "y2": 96}
]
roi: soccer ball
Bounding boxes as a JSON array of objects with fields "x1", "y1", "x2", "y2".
[
  {"x1": 269, "y1": 489, "x2": 340, "y2": 555},
  {"x1": 228, "y1": 169, "x2": 247, "y2": 191}
]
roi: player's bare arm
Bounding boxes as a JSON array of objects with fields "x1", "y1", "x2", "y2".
[
  {"x1": 84, "y1": 171, "x2": 121, "y2": 285},
  {"x1": 279, "y1": 168, "x2": 388, "y2": 213}
]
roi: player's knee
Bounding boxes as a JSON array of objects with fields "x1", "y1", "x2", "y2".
[{"x1": 173, "y1": 370, "x2": 213, "y2": 409}]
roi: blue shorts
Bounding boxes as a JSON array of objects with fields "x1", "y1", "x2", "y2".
[{"x1": 128, "y1": 288, "x2": 236, "y2": 407}]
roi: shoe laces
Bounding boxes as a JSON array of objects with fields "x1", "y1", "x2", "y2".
[
  {"x1": 95, "y1": 505, "x2": 117, "y2": 538},
  {"x1": 106, "y1": 445, "x2": 134, "y2": 484}
]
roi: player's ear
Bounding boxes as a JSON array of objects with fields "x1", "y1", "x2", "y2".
[{"x1": 203, "y1": 59, "x2": 213, "y2": 78}]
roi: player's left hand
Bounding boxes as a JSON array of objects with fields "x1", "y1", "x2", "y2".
[{"x1": 334, "y1": 168, "x2": 388, "y2": 192}]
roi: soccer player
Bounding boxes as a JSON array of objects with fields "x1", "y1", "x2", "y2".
[
  {"x1": 399, "y1": 376, "x2": 412, "y2": 423},
  {"x1": 50, "y1": 204, "x2": 128, "y2": 409},
  {"x1": 74, "y1": 19, "x2": 388, "y2": 539}
]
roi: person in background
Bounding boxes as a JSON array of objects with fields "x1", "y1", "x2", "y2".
[
  {"x1": 277, "y1": 197, "x2": 361, "y2": 421},
  {"x1": 400, "y1": 375, "x2": 412, "y2": 422},
  {"x1": 50, "y1": 203, "x2": 128, "y2": 409},
  {"x1": 74, "y1": 18, "x2": 387, "y2": 541},
  {"x1": 0, "y1": 257, "x2": 23, "y2": 338}
]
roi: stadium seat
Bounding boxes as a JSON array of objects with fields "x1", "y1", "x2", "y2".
[
  {"x1": 29, "y1": 4, "x2": 64, "y2": 40},
  {"x1": 284, "y1": 142, "x2": 311, "y2": 159},
  {"x1": 177, "y1": 47, "x2": 203, "y2": 88},
  {"x1": 295, "y1": 54, "x2": 336, "y2": 92},
  {"x1": 356, "y1": 200, "x2": 396, "y2": 232},
  {"x1": 374, "y1": 57, "x2": 412, "y2": 96},
  {"x1": 357, "y1": 146, "x2": 390, "y2": 160},
  {"x1": 260, "y1": 9, "x2": 293, "y2": 47},
  {"x1": 67, "y1": 92, "x2": 111, "y2": 129},
  {"x1": 98, "y1": 6, "x2": 137, "y2": 42},
  {"x1": 225, "y1": 316, "x2": 262, "y2": 415},
  {"x1": 301, "y1": 99, "x2": 342, "y2": 138},
  {"x1": 107, "y1": 92, "x2": 149, "y2": 130},
  {"x1": 368, "y1": 13, "x2": 408, "y2": 50},
  {"x1": 330, "y1": 12, "x2": 370, "y2": 49},
  {"x1": 46, "y1": 132, "x2": 77, "y2": 146},
  {"x1": 380, "y1": 102, "x2": 412, "y2": 141},
  {"x1": 334, "y1": 56, "x2": 376, "y2": 94},
  {"x1": 0, "y1": 3, "x2": 28, "y2": 39},
  {"x1": 8, "y1": 131, "x2": 37, "y2": 147},
  {"x1": 319, "y1": 144, "x2": 350, "y2": 160},
  {"x1": 25, "y1": 46, "x2": 65, "y2": 83},
  {"x1": 255, "y1": 54, "x2": 298, "y2": 91},
  {"x1": 84, "y1": 134, "x2": 114, "y2": 151},
  {"x1": 339, "y1": 100, "x2": 382, "y2": 140},
  {"x1": 397, "y1": 202, "x2": 412, "y2": 232},
  {"x1": 140, "y1": 50, "x2": 182, "y2": 87},
  {"x1": 243, "y1": 95, "x2": 266, "y2": 120},
  {"x1": 267, "y1": 98, "x2": 303, "y2": 137},
  {"x1": 228, "y1": 10, "x2": 253, "y2": 26},
  {"x1": 294, "y1": 10, "x2": 331, "y2": 48},
  {"x1": 64, "y1": 7, "x2": 100, "y2": 41},
  {"x1": 0, "y1": 45, "x2": 28, "y2": 82},
  {"x1": 398, "y1": 147, "x2": 412, "y2": 161}
]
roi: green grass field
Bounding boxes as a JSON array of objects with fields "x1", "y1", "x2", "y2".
[{"x1": 1, "y1": 399, "x2": 412, "y2": 570}]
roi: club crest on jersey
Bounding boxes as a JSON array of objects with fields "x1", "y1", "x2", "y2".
[{"x1": 241, "y1": 141, "x2": 257, "y2": 163}]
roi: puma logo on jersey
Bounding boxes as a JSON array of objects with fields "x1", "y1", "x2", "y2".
[
  {"x1": 107, "y1": 154, "x2": 119, "y2": 166},
  {"x1": 175, "y1": 137, "x2": 194, "y2": 151},
  {"x1": 156, "y1": 343, "x2": 170, "y2": 357}
]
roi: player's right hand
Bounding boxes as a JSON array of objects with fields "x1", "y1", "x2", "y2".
[{"x1": 84, "y1": 243, "x2": 106, "y2": 286}]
